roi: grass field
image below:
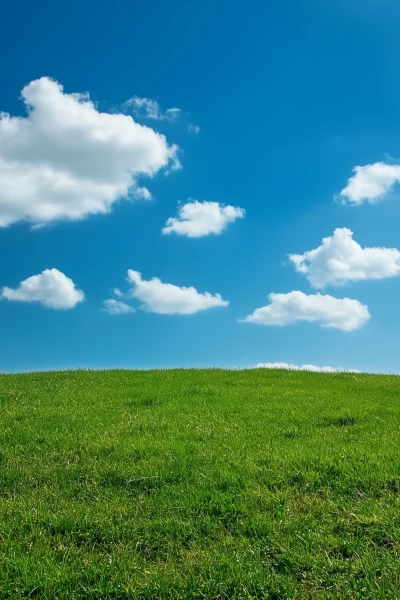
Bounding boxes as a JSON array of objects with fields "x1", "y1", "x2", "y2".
[{"x1": 1, "y1": 369, "x2": 400, "y2": 599}]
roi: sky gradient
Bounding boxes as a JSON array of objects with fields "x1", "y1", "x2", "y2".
[{"x1": 2, "y1": 0, "x2": 400, "y2": 373}]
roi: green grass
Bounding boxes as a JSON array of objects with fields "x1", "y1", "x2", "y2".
[{"x1": 1, "y1": 369, "x2": 400, "y2": 599}]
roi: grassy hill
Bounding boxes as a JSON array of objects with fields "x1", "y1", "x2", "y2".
[{"x1": 1, "y1": 369, "x2": 400, "y2": 599}]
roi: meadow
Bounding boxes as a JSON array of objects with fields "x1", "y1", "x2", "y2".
[{"x1": 1, "y1": 368, "x2": 400, "y2": 599}]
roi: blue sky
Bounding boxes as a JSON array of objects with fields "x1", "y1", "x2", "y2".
[{"x1": 2, "y1": 0, "x2": 400, "y2": 372}]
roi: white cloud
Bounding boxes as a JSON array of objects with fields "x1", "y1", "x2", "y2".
[
  {"x1": 188, "y1": 124, "x2": 200, "y2": 134},
  {"x1": 254, "y1": 362, "x2": 361, "y2": 373},
  {"x1": 165, "y1": 107, "x2": 181, "y2": 120},
  {"x1": 125, "y1": 96, "x2": 181, "y2": 121},
  {"x1": 241, "y1": 290, "x2": 369, "y2": 331},
  {"x1": 127, "y1": 270, "x2": 229, "y2": 314},
  {"x1": 102, "y1": 299, "x2": 134, "y2": 314},
  {"x1": 112, "y1": 288, "x2": 123, "y2": 298},
  {"x1": 0, "y1": 77, "x2": 180, "y2": 227},
  {"x1": 1, "y1": 268, "x2": 84, "y2": 309},
  {"x1": 289, "y1": 227, "x2": 400, "y2": 289},
  {"x1": 339, "y1": 162, "x2": 400, "y2": 204},
  {"x1": 162, "y1": 200, "x2": 245, "y2": 237}
]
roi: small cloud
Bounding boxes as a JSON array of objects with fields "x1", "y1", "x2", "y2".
[
  {"x1": 112, "y1": 288, "x2": 123, "y2": 298},
  {"x1": 339, "y1": 162, "x2": 400, "y2": 205},
  {"x1": 166, "y1": 145, "x2": 182, "y2": 171},
  {"x1": 124, "y1": 96, "x2": 160, "y2": 119},
  {"x1": 102, "y1": 299, "x2": 135, "y2": 315},
  {"x1": 165, "y1": 107, "x2": 181, "y2": 120},
  {"x1": 162, "y1": 200, "x2": 245, "y2": 238},
  {"x1": 1, "y1": 268, "x2": 84, "y2": 309},
  {"x1": 188, "y1": 124, "x2": 200, "y2": 134},
  {"x1": 241, "y1": 290, "x2": 370, "y2": 331},
  {"x1": 124, "y1": 96, "x2": 181, "y2": 121},
  {"x1": 133, "y1": 186, "x2": 152, "y2": 201},
  {"x1": 127, "y1": 270, "x2": 229, "y2": 314},
  {"x1": 289, "y1": 227, "x2": 400, "y2": 288},
  {"x1": 253, "y1": 362, "x2": 361, "y2": 373}
]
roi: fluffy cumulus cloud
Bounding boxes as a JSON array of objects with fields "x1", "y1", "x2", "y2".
[
  {"x1": 127, "y1": 270, "x2": 229, "y2": 314},
  {"x1": 254, "y1": 362, "x2": 361, "y2": 373},
  {"x1": 102, "y1": 299, "x2": 135, "y2": 315},
  {"x1": 289, "y1": 228, "x2": 400, "y2": 288},
  {"x1": 162, "y1": 200, "x2": 245, "y2": 237},
  {"x1": 242, "y1": 290, "x2": 369, "y2": 331},
  {"x1": 0, "y1": 77, "x2": 180, "y2": 227},
  {"x1": 124, "y1": 96, "x2": 181, "y2": 121},
  {"x1": 339, "y1": 162, "x2": 400, "y2": 205},
  {"x1": 1, "y1": 268, "x2": 84, "y2": 309}
]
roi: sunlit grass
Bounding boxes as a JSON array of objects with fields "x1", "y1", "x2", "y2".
[{"x1": 1, "y1": 368, "x2": 400, "y2": 599}]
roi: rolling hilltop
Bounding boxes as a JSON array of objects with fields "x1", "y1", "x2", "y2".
[{"x1": 1, "y1": 369, "x2": 400, "y2": 599}]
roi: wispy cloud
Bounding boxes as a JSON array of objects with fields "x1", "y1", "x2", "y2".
[
  {"x1": 102, "y1": 299, "x2": 135, "y2": 315},
  {"x1": 124, "y1": 96, "x2": 181, "y2": 121},
  {"x1": 188, "y1": 124, "x2": 200, "y2": 134}
]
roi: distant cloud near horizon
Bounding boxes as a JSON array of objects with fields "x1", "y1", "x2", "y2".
[
  {"x1": 1, "y1": 269, "x2": 84, "y2": 309},
  {"x1": 254, "y1": 362, "x2": 361, "y2": 373},
  {"x1": 162, "y1": 200, "x2": 245, "y2": 237},
  {"x1": 242, "y1": 290, "x2": 370, "y2": 331},
  {"x1": 127, "y1": 270, "x2": 229, "y2": 314},
  {"x1": 0, "y1": 77, "x2": 180, "y2": 227},
  {"x1": 289, "y1": 227, "x2": 400, "y2": 288}
]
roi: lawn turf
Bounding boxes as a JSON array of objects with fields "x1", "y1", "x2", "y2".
[{"x1": 1, "y1": 369, "x2": 400, "y2": 599}]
